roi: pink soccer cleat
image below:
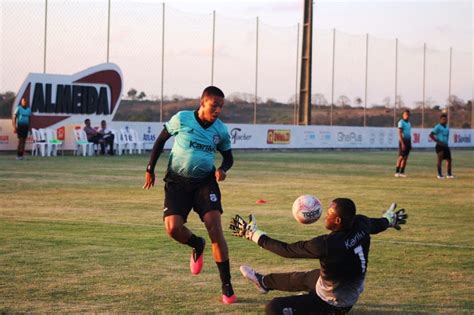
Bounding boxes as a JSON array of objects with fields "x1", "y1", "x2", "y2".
[
  {"x1": 190, "y1": 237, "x2": 205, "y2": 275},
  {"x1": 221, "y1": 283, "x2": 237, "y2": 304}
]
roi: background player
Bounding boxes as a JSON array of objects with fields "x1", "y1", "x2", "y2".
[
  {"x1": 143, "y1": 86, "x2": 236, "y2": 304},
  {"x1": 12, "y1": 97, "x2": 31, "y2": 160},
  {"x1": 395, "y1": 110, "x2": 412, "y2": 177},
  {"x1": 429, "y1": 113, "x2": 453, "y2": 179},
  {"x1": 230, "y1": 198, "x2": 407, "y2": 314}
]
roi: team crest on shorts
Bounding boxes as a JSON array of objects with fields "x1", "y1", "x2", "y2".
[
  {"x1": 213, "y1": 135, "x2": 220, "y2": 144},
  {"x1": 210, "y1": 193, "x2": 218, "y2": 202}
]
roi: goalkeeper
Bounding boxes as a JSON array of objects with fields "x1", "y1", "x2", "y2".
[{"x1": 229, "y1": 198, "x2": 407, "y2": 315}]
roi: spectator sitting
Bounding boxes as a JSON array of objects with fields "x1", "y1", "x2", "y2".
[
  {"x1": 99, "y1": 120, "x2": 115, "y2": 155},
  {"x1": 83, "y1": 119, "x2": 103, "y2": 154}
]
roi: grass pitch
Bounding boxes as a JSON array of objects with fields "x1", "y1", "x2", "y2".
[{"x1": 1, "y1": 150, "x2": 473, "y2": 314}]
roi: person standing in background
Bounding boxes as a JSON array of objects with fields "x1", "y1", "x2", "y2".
[{"x1": 12, "y1": 97, "x2": 32, "y2": 160}]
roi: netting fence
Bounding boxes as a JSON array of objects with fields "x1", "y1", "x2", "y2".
[{"x1": 1, "y1": 1, "x2": 472, "y2": 127}]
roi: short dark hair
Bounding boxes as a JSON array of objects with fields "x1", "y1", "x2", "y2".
[
  {"x1": 403, "y1": 110, "x2": 410, "y2": 114},
  {"x1": 332, "y1": 198, "x2": 356, "y2": 228},
  {"x1": 202, "y1": 86, "x2": 225, "y2": 99},
  {"x1": 84, "y1": 119, "x2": 90, "y2": 124},
  {"x1": 440, "y1": 113, "x2": 447, "y2": 119},
  {"x1": 101, "y1": 120, "x2": 106, "y2": 124}
]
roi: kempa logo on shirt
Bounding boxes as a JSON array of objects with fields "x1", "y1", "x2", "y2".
[
  {"x1": 210, "y1": 193, "x2": 217, "y2": 202},
  {"x1": 213, "y1": 135, "x2": 221, "y2": 144},
  {"x1": 189, "y1": 140, "x2": 215, "y2": 152}
]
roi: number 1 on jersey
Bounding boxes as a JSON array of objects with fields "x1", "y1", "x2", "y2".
[{"x1": 354, "y1": 245, "x2": 366, "y2": 273}]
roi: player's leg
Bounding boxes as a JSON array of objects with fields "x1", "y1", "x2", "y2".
[
  {"x1": 436, "y1": 147, "x2": 444, "y2": 178},
  {"x1": 163, "y1": 180, "x2": 206, "y2": 274},
  {"x1": 17, "y1": 137, "x2": 26, "y2": 158},
  {"x1": 395, "y1": 142, "x2": 404, "y2": 176},
  {"x1": 445, "y1": 148, "x2": 453, "y2": 178},
  {"x1": 263, "y1": 269, "x2": 320, "y2": 292},
  {"x1": 240, "y1": 266, "x2": 319, "y2": 293},
  {"x1": 203, "y1": 210, "x2": 236, "y2": 303},
  {"x1": 265, "y1": 290, "x2": 351, "y2": 315}
]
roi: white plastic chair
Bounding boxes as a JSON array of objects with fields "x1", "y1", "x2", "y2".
[
  {"x1": 73, "y1": 129, "x2": 93, "y2": 156},
  {"x1": 120, "y1": 128, "x2": 134, "y2": 154},
  {"x1": 42, "y1": 128, "x2": 63, "y2": 156},
  {"x1": 110, "y1": 129, "x2": 126, "y2": 156},
  {"x1": 128, "y1": 128, "x2": 145, "y2": 154},
  {"x1": 31, "y1": 128, "x2": 47, "y2": 157}
]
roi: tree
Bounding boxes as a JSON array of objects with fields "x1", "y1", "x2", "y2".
[
  {"x1": 127, "y1": 88, "x2": 138, "y2": 100},
  {"x1": 336, "y1": 95, "x2": 351, "y2": 107},
  {"x1": 382, "y1": 97, "x2": 391, "y2": 108},
  {"x1": 313, "y1": 93, "x2": 328, "y2": 108},
  {"x1": 138, "y1": 91, "x2": 146, "y2": 100},
  {"x1": 354, "y1": 97, "x2": 363, "y2": 108}
]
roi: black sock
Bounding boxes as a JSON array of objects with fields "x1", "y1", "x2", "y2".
[
  {"x1": 447, "y1": 166, "x2": 452, "y2": 176},
  {"x1": 437, "y1": 166, "x2": 442, "y2": 176},
  {"x1": 260, "y1": 275, "x2": 270, "y2": 290},
  {"x1": 400, "y1": 167, "x2": 405, "y2": 174},
  {"x1": 186, "y1": 234, "x2": 203, "y2": 250},
  {"x1": 216, "y1": 260, "x2": 232, "y2": 285},
  {"x1": 396, "y1": 167, "x2": 400, "y2": 173}
]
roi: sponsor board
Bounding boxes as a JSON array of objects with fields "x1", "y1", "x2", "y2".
[
  {"x1": 267, "y1": 129, "x2": 291, "y2": 144},
  {"x1": 230, "y1": 127, "x2": 252, "y2": 144},
  {"x1": 12, "y1": 63, "x2": 123, "y2": 130}
]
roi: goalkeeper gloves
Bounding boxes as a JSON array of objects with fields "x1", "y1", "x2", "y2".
[
  {"x1": 229, "y1": 214, "x2": 266, "y2": 244},
  {"x1": 382, "y1": 203, "x2": 408, "y2": 230}
]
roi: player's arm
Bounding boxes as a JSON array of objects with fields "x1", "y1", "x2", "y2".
[
  {"x1": 143, "y1": 127, "x2": 172, "y2": 190},
  {"x1": 229, "y1": 214, "x2": 327, "y2": 259},
  {"x1": 398, "y1": 128, "x2": 405, "y2": 149},
  {"x1": 215, "y1": 149, "x2": 233, "y2": 181}
]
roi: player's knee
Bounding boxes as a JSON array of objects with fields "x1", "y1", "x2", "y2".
[{"x1": 165, "y1": 223, "x2": 182, "y2": 240}]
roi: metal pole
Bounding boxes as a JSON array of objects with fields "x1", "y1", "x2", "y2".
[
  {"x1": 330, "y1": 28, "x2": 336, "y2": 126},
  {"x1": 160, "y1": 3, "x2": 165, "y2": 122},
  {"x1": 422, "y1": 43, "x2": 426, "y2": 128},
  {"x1": 364, "y1": 33, "x2": 369, "y2": 127},
  {"x1": 394, "y1": 38, "x2": 398, "y2": 127},
  {"x1": 43, "y1": 0, "x2": 48, "y2": 73},
  {"x1": 448, "y1": 47, "x2": 452, "y2": 126},
  {"x1": 211, "y1": 10, "x2": 216, "y2": 85},
  {"x1": 294, "y1": 23, "x2": 300, "y2": 125},
  {"x1": 254, "y1": 17, "x2": 259, "y2": 125},
  {"x1": 106, "y1": 0, "x2": 111, "y2": 63}
]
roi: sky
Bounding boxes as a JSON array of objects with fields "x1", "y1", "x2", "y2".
[{"x1": 0, "y1": 0, "x2": 472, "y2": 107}]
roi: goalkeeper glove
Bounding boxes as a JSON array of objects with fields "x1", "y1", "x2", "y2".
[
  {"x1": 382, "y1": 203, "x2": 408, "y2": 230},
  {"x1": 229, "y1": 214, "x2": 266, "y2": 244}
]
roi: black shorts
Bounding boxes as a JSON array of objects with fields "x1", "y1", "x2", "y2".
[
  {"x1": 163, "y1": 171, "x2": 222, "y2": 222},
  {"x1": 398, "y1": 139, "x2": 412, "y2": 157},
  {"x1": 435, "y1": 144, "x2": 451, "y2": 160},
  {"x1": 266, "y1": 290, "x2": 352, "y2": 315},
  {"x1": 17, "y1": 125, "x2": 29, "y2": 139}
]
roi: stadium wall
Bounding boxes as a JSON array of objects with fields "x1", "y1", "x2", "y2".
[{"x1": 0, "y1": 119, "x2": 472, "y2": 151}]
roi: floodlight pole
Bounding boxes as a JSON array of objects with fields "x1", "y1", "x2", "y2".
[
  {"x1": 160, "y1": 2, "x2": 165, "y2": 122},
  {"x1": 394, "y1": 38, "x2": 398, "y2": 127},
  {"x1": 106, "y1": 0, "x2": 111, "y2": 63},
  {"x1": 422, "y1": 43, "x2": 426, "y2": 128},
  {"x1": 448, "y1": 47, "x2": 452, "y2": 125},
  {"x1": 211, "y1": 10, "x2": 216, "y2": 85},
  {"x1": 294, "y1": 23, "x2": 300, "y2": 125},
  {"x1": 364, "y1": 33, "x2": 369, "y2": 127},
  {"x1": 330, "y1": 28, "x2": 336, "y2": 126},
  {"x1": 254, "y1": 17, "x2": 259, "y2": 125},
  {"x1": 298, "y1": 0, "x2": 313, "y2": 125},
  {"x1": 43, "y1": 0, "x2": 48, "y2": 73}
]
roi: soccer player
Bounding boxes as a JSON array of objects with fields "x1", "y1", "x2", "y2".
[
  {"x1": 230, "y1": 198, "x2": 407, "y2": 315},
  {"x1": 395, "y1": 110, "x2": 412, "y2": 177},
  {"x1": 12, "y1": 97, "x2": 32, "y2": 160},
  {"x1": 429, "y1": 114, "x2": 453, "y2": 179},
  {"x1": 143, "y1": 86, "x2": 236, "y2": 304}
]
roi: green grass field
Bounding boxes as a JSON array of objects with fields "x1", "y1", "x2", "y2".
[{"x1": 1, "y1": 150, "x2": 473, "y2": 314}]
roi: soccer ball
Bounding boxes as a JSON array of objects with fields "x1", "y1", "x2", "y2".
[{"x1": 292, "y1": 195, "x2": 322, "y2": 224}]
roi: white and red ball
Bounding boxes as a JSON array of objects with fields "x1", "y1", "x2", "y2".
[{"x1": 292, "y1": 195, "x2": 322, "y2": 224}]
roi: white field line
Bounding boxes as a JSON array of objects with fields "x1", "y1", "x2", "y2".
[{"x1": 1, "y1": 214, "x2": 473, "y2": 250}]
